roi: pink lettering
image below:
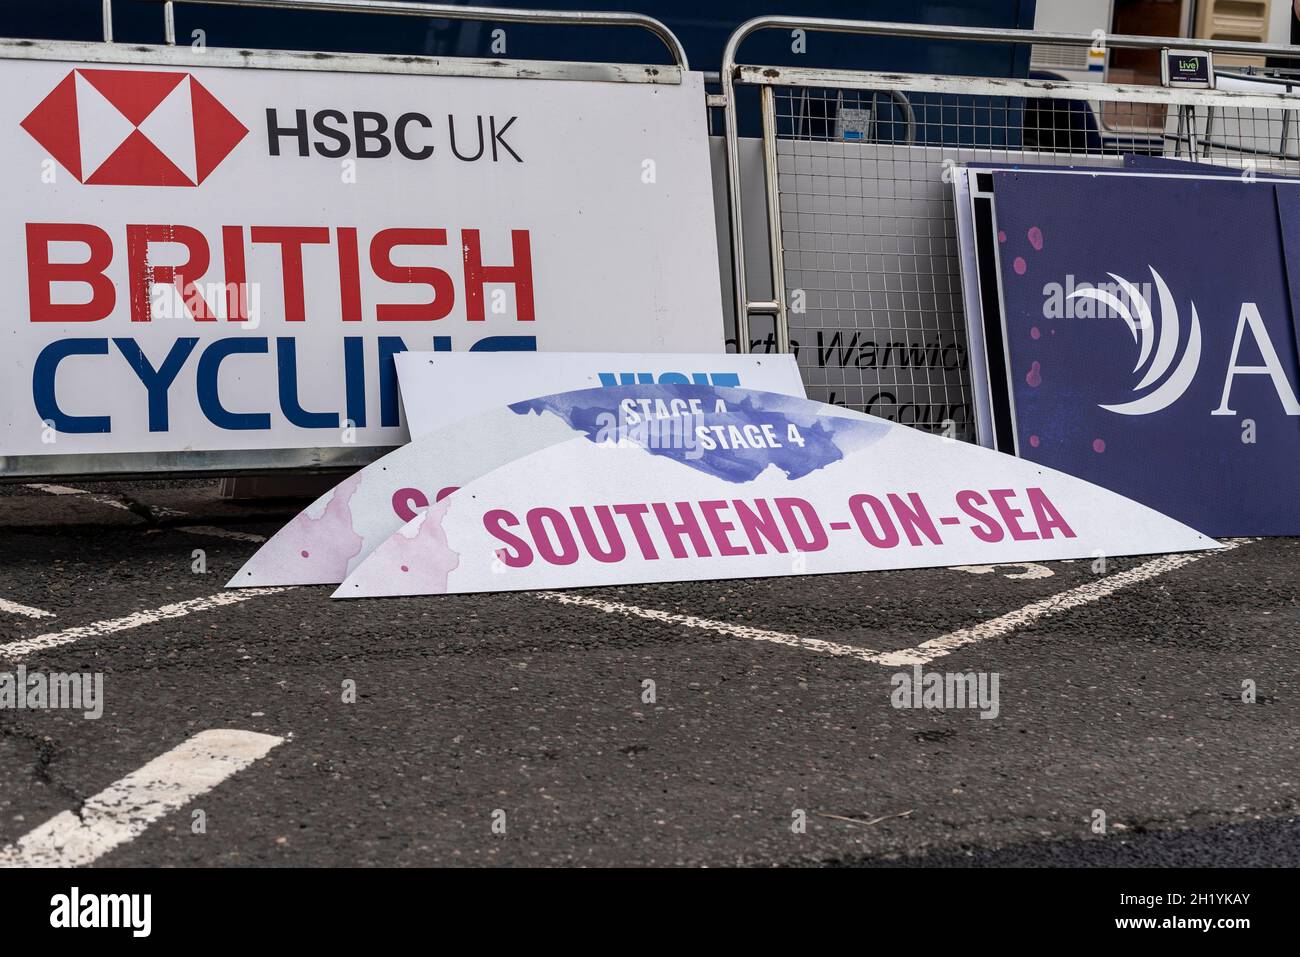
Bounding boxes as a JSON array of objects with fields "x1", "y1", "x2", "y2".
[
  {"x1": 651, "y1": 501, "x2": 712, "y2": 559},
  {"x1": 699, "y1": 500, "x2": 747, "y2": 557},
  {"x1": 956, "y1": 490, "x2": 1003, "y2": 543},
  {"x1": 989, "y1": 489, "x2": 1037, "y2": 542},
  {"x1": 484, "y1": 508, "x2": 532, "y2": 568},
  {"x1": 1027, "y1": 487, "x2": 1076, "y2": 539},
  {"x1": 887, "y1": 492, "x2": 942, "y2": 546},
  {"x1": 570, "y1": 505, "x2": 627, "y2": 563},
  {"x1": 733, "y1": 498, "x2": 789, "y2": 555},
  {"x1": 527, "y1": 507, "x2": 579, "y2": 565},
  {"x1": 775, "y1": 497, "x2": 827, "y2": 552},
  {"x1": 612, "y1": 503, "x2": 660, "y2": 560},
  {"x1": 848, "y1": 494, "x2": 900, "y2": 548}
]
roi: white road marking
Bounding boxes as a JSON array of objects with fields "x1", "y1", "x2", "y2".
[
  {"x1": 24, "y1": 483, "x2": 96, "y2": 496},
  {"x1": 0, "y1": 729, "x2": 283, "y2": 868},
  {"x1": 24, "y1": 482, "x2": 184, "y2": 519},
  {"x1": 878, "y1": 541, "x2": 1252, "y2": 668},
  {"x1": 541, "y1": 542, "x2": 1253, "y2": 668},
  {"x1": 0, "y1": 588, "x2": 291, "y2": 661},
  {"x1": 0, "y1": 598, "x2": 55, "y2": 620},
  {"x1": 24, "y1": 482, "x2": 266, "y2": 540},
  {"x1": 26, "y1": 482, "x2": 133, "y2": 513},
  {"x1": 536, "y1": 591, "x2": 894, "y2": 664},
  {"x1": 177, "y1": 525, "x2": 266, "y2": 543},
  {"x1": 952, "y1": 562, "x2": 1055, "y2": 580}
]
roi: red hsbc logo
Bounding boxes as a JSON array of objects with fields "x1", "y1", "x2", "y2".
[{"x1": 20, "y1": 68, "x2": 248, "y2": 187}]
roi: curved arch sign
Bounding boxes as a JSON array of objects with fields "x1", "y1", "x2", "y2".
[
  {"x1": 329, "y1": 385, "x2": 1215, "y2": 598},
  {"x1": 231, "y1": 382, "x2": 735, "y2": 586}
]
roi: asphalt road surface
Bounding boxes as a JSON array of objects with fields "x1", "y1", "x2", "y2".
[{"x1": 0, "y1": 478, "x2": 1295, "y2": 867}]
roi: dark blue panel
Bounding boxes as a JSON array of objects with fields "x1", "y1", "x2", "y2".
[
  {"x1": 1, "y1": 1, "x2": 1037, "y2": 73},
  {"x1": 992, "y1": 170, "x2": 1300, "y2": 536},
  {"x1": 1272, "y1": 185, "x2": 1300, "y2": 367},
  {"x1": 2, "y1": 2, "x2": 1038, "y2": 142}
]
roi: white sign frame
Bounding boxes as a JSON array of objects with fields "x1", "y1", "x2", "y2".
[{"x1": 395, "y1": 352, "x2": 806, "y2": 439}]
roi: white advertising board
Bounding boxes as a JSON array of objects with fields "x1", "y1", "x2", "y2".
[
  {"x1": 0, "y1": 48, "x2": 723, "y2": 468},
  {"x1": 394, "y1": 352, "x2": 805, "y2": 438},
  {"x1": 332, "y1": 386, "x2": 1216, "y2": 598}
]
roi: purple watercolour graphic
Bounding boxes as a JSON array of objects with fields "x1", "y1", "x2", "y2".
[
  {"x1": 1027, "y1": 226, "x2": 1044, "y2": 251},
  {"x1": 1030, "y1": 326, "x2": 1041, "y2": 340},
  {"x1": 237, "y1": 472, "x2": 365, "y2": 584},
  {"x1": 511, "y1": 385, "x2": 887, "y2": 484},
  {"x1": 340, "y1": 500, "x2": 461, "y2": 596},
  {"x1": 1013, "y1": 257, "x2": 1027, "y2": 275},
  {"x1": 1093, "y1": 438, "x2": 1106, "y2": 454}
]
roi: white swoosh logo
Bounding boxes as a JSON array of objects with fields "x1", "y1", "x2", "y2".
[{"x1": 1067, "y1": 266, "x2": 1200, "y2": 416}]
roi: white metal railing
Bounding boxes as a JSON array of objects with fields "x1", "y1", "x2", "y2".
[
  {"x1": 720, "y1": 16, "x2": 1300, "y2": 355},
  {"x1": 717, "y1": 17, "x2": 1300, "y2": 442}
]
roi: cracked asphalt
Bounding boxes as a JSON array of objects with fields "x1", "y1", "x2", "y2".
[{"x1": 0, "y1": 478, "x2": 1296, "y2": 867}]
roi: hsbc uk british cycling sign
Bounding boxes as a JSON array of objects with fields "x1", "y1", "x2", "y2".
[{"x1": 0, "y1": 50, "x2": 723, "y2": 470}]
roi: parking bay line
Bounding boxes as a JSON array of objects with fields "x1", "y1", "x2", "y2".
[
  {"x1": 539, "y1": 542, "x2": 1250, "y2": 668},
  {"x1": 0, "y1": 729, "x2": 283, "y2": 868},
  {"x1": 0, "y1": 587, "x2": 292, "y2": 662},
  {"x1": 0, "y1": 598, "x2": 56, "y2": 620},
  {"x1": 24, "y1": 483, "x2": 134, "y2": 514},
  {"x1": 880, "y1": 541, "x2": 1252, "y2": 667},
  {"x1": 177, "y1": 525, "x2": 267, "y2": 543},
  {"x1": 535, "y1": 591, "x2": 896, "y2": 664},
  {"x1": 24, "y1": 482, "x2": 185, "y2": 519},
  {"x1": 24, "y1": 483, "x2": 253, "y2": 534}
]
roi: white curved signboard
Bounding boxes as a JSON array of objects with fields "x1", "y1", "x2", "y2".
[
  {"x1": 331, "y1": 386, "x2": 1216, "y2": 598},
  {"x1": 230, "y1": 383, "x2": 721, "y2": 586}
]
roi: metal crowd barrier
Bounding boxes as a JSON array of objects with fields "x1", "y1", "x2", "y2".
[
  {"x1": 14, "y1": 5, "x2": 1300, "y2": 472},
  {"x1": 717, "y1": 17, "x2": 1300, "y2": 441}
]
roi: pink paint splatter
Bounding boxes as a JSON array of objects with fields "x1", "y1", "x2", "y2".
[
  {"x1": 1030, "y1": 326, "x2": 1041, "y2": 340},
  {"x1": 343, "y1": 501, "x2": 461, "y2": 596},
  {"x1": 237, "y1": 473, "x2": 366, "y2": 585},
  {"x1": 1029, "y1": 435, "x2": 1040, "y2": 448},
  {"x1": 1025, "y1": 361, "x2": 1042, "y2": 387},
  {"x1": 1092, "y1": 438, "x2": 1106, "y2": 453},
  {"x1": 997, "y1": 230, "x2": 1007, "y2": 243},
  {"x1": 1013, "y1": 256, "x2": 1027, "y2": 275},
  {"x1": 1027, "y1": 226, "x2": 1044, "y2": 251}
]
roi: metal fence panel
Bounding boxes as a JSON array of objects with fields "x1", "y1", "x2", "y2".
[{"x1": 721, "y1": 18, "x2": 1300, "y2": 442}]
